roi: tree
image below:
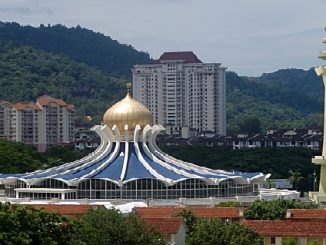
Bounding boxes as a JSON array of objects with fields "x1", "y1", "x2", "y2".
[
  {"x1": 237, "y1": 117, "x2": 261, "y2": 135},
  {"x1": 186, "y1": 218, "x2": 262, "y2": 245},
  {"x1": 243, "y1": 200, "x2": 318, "y2": 220},
  {"x1": 175, "y1": 209, "x2": 198, "y2": 234},
  {"x1": 288, "y1": 169, "x2": 304, "y2": 190},
  {"x1": 0, "y1": 203, "x2": 74, "y2": 245},
  {"x1": 71, "y1": 208, "x2": 165, "y2": 245},
  {"x1": 0, "y1": 139, "x2": 45, "y2": 173}
]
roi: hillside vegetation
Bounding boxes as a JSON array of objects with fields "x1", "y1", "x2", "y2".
[
  {"x1": 0, "y1": 40, "x2": 125, "y2": 121},
  {"x1": 0, "y1": 22, "x2": 152, "y2": 78},
  {"x1": 226, "y1": 71, "x2": 323, "y2": 132},
  {"x1": 0, "y1": 22, "x2": 323, "y2": 131}
]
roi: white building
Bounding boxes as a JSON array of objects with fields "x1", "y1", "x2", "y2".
[
  {"x1": 0, "y1": 95, "x2": 75, "y2": 152},
  {"x1": 132, "y1": 51, "x2": 226, "y2": 137},
  {"x1": 0, "y1": 100, "x2": 13, "y2": 140}
]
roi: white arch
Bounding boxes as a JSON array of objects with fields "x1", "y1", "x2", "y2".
[
  {"x1": 133, "y1": 125, "x2": 173, "y2": 186},
  {"x1": 141, "y1": 125, "x2": 213, "y2": 184},
  {"x1": 119, "y1": 125, "x2": 129, "y2": 181},
  {"x1": 148, "y1": 125, "x2": 255, "y2": 184},
  {"x1": 71, "y1": 126, "x2": 123, "y2": 184}
]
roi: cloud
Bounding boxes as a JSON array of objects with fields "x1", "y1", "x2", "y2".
[
  {"x1": 0, "y1": 0, "x2": 325, "y2": 75},
  {"x1": 0, "y1": 0, "x2": 53, "y2": 15}
]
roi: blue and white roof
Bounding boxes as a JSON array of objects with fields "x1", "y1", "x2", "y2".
[{"x1": 0, "y1": 124, "x2": 266, "y2": 187}]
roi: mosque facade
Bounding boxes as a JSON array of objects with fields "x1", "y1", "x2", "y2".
[{"x1": 0, "y1": 89, "x2": 266, "y2": 200}]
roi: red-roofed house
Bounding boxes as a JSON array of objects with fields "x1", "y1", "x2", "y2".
[
  {"x1": 134, "y1": 207, "x2": 243, "y2": 223},
  {"x1": 286, "y1": 209, "x2": 326, "y2": 221},
  {"x1": 29, "y1": 204, "x2": 103, "y2": 218},
  {"x1": 244, "y1": 220, "x2": 326, "y2": 245},
  {"x1": 143, "y1": 217, "x2": 186, "y2": 245}
]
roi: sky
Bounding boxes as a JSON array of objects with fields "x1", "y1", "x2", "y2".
[{"x1": 0, "y1": 0, "x2": 326, "y2": 76}]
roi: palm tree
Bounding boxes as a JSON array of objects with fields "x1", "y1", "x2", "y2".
[{"x1": 288, "y1": 170, "x2": 304, "y2": 190}]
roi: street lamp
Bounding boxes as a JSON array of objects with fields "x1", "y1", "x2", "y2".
[{"x1": 313, "y1": 170, "x2": 317, "y2": 192}]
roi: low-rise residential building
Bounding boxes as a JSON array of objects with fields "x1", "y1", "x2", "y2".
[
  {"x1": 142, "y1": 217, "x2": 186, "y2": 245},
  {"x1": 159, "y1": 128, "x2": 323, "y2": 151},
  {"x1": 0, "y1": 95, "x2": 75, "y2": 152}
]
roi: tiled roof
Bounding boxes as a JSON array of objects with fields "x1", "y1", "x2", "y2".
[
  {"x1": 29, "y1": 204, "x2": 101, "y2": 217},
  {"x1": 13, "y1": 102, "x2": 40, "y2": 111},
  {"x1": 244, "y1": 220, "x2": 326, "y2": 237},
  {"x1": 36, "y1": 95, "x2": 75, "y2": 111},
  {"x1": 0, "y1": 100, "x2": 12, "y2": 106},
  {"x1": 37, "y1": 95, "x2": 67, "y2": 106},
  {"x1": 287, "y1": 209, "x2": 326, "y2": 221},
  {"x1": 134, "y1": 207, "x2": 242, "y2": 219},
  {"x1": 142, "y1": 217, "x2": 183, "y2": 234},
  {"x1": 158, "y1": 52, "x2": 202, "y2": 63}
]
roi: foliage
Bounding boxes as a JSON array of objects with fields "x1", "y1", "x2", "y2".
[
  {"x1": 186, "y1": 218, "x2": 262, "y2": 245},
  {"x1": 175, "y1": 209, "x2": 198, "y2": 234},
  {"x1": 71, "y1": 208, "x2": 165, "y2": 245},
  {"x1": 0, "y1": 203, "x2": 73, "y2": 245},
  {"x1": 0, "y1": 22, "x2": 152, "y2": 78},
  {"x1": 161, "y1": 145, "x2": 318, "y2": 192},
  {"x1": 226, "y1": 70, "x2": 323, "y2": 133},
  {"x1": 0, "y1": 139, "x2": 45, "y2": 173},
  {"x1": 0, "y1": 22, "x2": 323, "y2": 131},
  {"x1": 0, "y1": 40, "x2": 125, "y2": 123},
  {"x1": 237, "y1": 117, "x2": 261, "y2": 135},
  {"x1": 44, "y1": 145, "x2": 90, "y2": 168},
  {"x1": 0, "y1": 203, "x2": 165, "y2": 245},
  {"x1": 215, "y1": 201, "x2": 242, "y2": 207},
  {"x1": 282, "y1": 237, "x2": 297, "y2": 245},
  {"x1": 0, "y1": 140, "x2": 89, "y2": 173},
  {"x1": 243, "y1": 199, "x2": 319, "y2": 220},
  {"x1": 288, "y1": 169, "x2": 304, "y2": 190}
]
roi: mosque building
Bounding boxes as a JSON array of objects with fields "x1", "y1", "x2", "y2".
[{"x1": 0, "y1": 85, "x2": 267, "y2": 200}]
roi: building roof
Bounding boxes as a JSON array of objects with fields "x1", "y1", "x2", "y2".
[
  {"x1": 0, "y1": 100, "x2": 12, "y2": 107},
  {"x1": 157, "y1": 52, "x2": 202, "y2": 63},
  {"x1": 287, "y1": 209, "x2": 326, "y2": 221},
  {"x1": 4, "y1": 96, "x2": 75, "y2": 112},
  {"x1": 134, "y1": 207, "x2": 242, "y2": 219},
  {"x1": 13, "y1": 102, "x2": 41, "y2": 111},
  {"x1": 37, "y1": 95, "x2": 67, "y2": 106},
  {"x1": 244, "y1": 220, "x2": 326, "y2": 237},
  {"x1": 37, "y1": 95, "x2": 75, "y2": 111},
  {"x1": 28, "y1": 204, "x2": 101, "y2": 218},
  {"x1": 142, "y1": 217, "x2": 183, "y2": 234}
]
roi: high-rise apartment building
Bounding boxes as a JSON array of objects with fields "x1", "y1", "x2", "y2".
[
  {"x1": 132, "y1": 52, "x2": 226, "y2": 137},
  {"x1": 0, "y1": 95, "x2": 75, "y2": 152}
]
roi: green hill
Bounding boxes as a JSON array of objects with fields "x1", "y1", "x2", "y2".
[
  {"x1": 0, "y1": 22, "x2": 152, "y2": 78},
  {"x1": 226, "y1": 70, "x2": 323, "y2": 132},
  {"x1": 0, "y1": 22, "x2": 324, "y2": 132},
  {"x1": 0, "y1": 40, "x2": 125, "y2": 122}
]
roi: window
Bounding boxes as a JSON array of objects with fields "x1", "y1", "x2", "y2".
[{"x1": 271, "y1": 237, "x2": 276, "y2": 244}]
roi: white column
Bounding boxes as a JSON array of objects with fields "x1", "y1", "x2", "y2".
[{"x1": 313, "y1": 67, "x2": 326, "y2": 194}]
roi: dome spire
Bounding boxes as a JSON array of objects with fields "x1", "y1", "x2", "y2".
[
  {"x1": 103, "y1": 81, "x2": 153, "y2": 133},
  {"x1": 126, "y1": 82, "x2": 132, "y2": 94}
]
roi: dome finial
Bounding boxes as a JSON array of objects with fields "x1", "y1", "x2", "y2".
[
  {"x1": 103, "y1": 82, "x2": 153, "y2": 133},
  {"x1": 126, "y1": 82, "x2": 132, "y2": 93}
]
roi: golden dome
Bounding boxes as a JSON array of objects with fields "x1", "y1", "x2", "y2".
[{"x1": 103, "y1": 92, "x2": 153, "y2": 133}]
